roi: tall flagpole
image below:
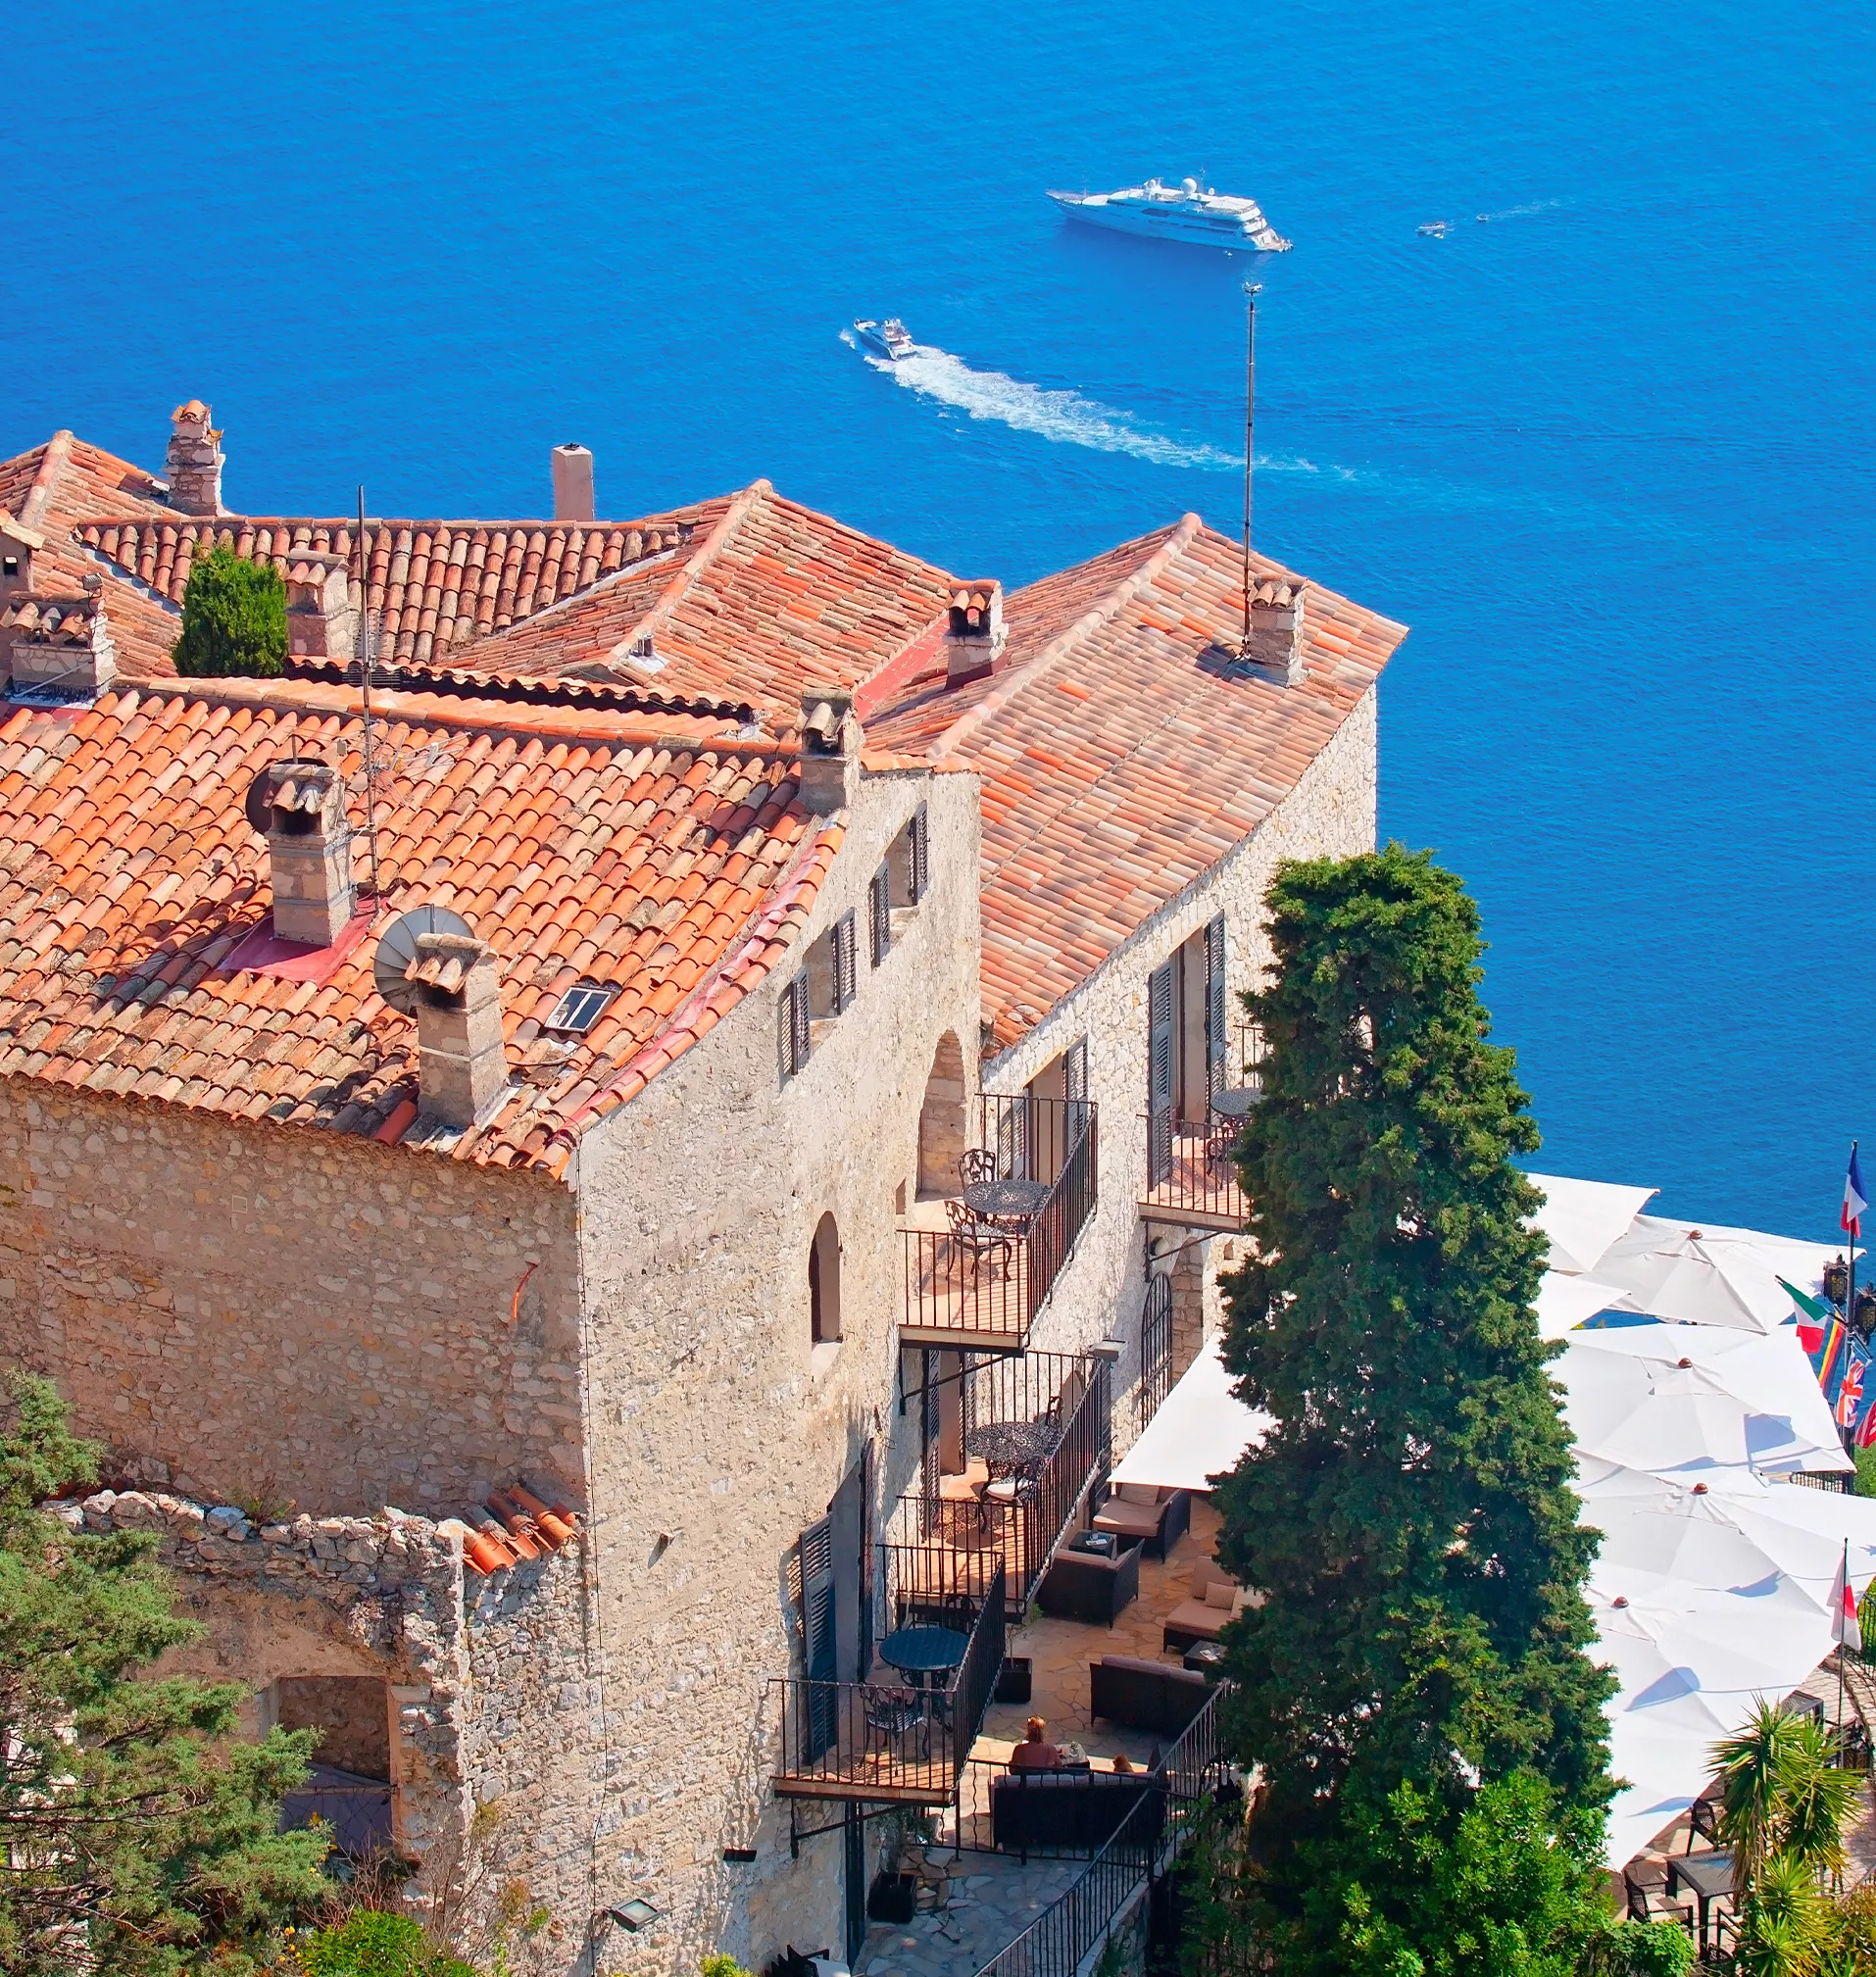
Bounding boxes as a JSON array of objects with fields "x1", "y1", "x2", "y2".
[{"x1": 1850, "y1": 1139, "x2": 1860, "y2": 1340}]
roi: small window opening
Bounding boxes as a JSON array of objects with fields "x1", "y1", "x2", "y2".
[
  {"x1": 545, "y1": 983, "x2": 617, "y2": 1035},
  {"x1": 809, "y1": 1211, "x2": 842, "y2": 1343}
]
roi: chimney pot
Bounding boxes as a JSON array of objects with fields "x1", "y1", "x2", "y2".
[
  {"x1": 6, "y1": 591, "x2": 118, "y2": 702},
  {"x1": 284, "y1": 552, "x2": 361, "y2": 661},
  {"x1": 797, "y1": 685, "x2": 860, "y2": 815},
  {"x1": 1243, "y1": 579, "x2": 1307, "y2": 686},
  {"x1": 264, "y1": 760, "x2": 355, "y2": 945},
  {"x1": 944, "y1": 580, "x2": 1005, "y2": 685},
  {"x1": 166, "y1": 400, "x2": 224, "y2": 517},
  {"x1": 551, "y1": 443, "x2": 596, "y2": 525},
  {"x1": 409, "y1": 932, "x2": 508, "y2": 1128}
]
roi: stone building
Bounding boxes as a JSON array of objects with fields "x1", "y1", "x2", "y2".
[{"x1": 0, "y1": 405, "x2": 1406, "y2": 1973}]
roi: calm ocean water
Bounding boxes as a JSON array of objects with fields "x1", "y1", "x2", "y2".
[{"x1": 8, "y1": 1, "x2": 1873, "y2": 1237}]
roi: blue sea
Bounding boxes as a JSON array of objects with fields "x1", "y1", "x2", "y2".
[{"x1": 8, "y1": 1, "x2": 1873, "y2": 1238}]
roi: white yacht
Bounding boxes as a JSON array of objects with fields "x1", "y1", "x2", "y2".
[
  {"x1": 853, "y1": 318, "x2": 914, "y2": 362},
  {"x1": 1047, "y1": 177, "x2": 1291, "y2": 253}
]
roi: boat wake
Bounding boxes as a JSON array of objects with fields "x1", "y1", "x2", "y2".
[
  {"x1": 851, "y1": 333, "x2": 1240, "y2": 473},
  {"x1": 1474, "y1": 198, "x2": 1566, "y2": 223}
]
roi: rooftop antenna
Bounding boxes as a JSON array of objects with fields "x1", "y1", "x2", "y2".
[
  {"x1": 1238, "y1": 280, "x2": 1262, "y2": 658},
  {"x1": 356, "y1": 485, "x2": 384, "y2": 911}
]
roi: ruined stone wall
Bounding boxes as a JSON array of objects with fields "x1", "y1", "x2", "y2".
[
  {"x1": 563, "y1": 764, "x2": 985, "y2": 1975},
  {"x1": 979, "y1": 688, "x2": 1379, "y2": 1444},
  {"x1": 0, "y1": 1090, "x2": 582, "y2": 1513}
]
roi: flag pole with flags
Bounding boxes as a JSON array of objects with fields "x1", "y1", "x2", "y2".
[
  {"x1": 1846, "y1": 1142, "x2": 1867, "y2": 1337},
  {"x1": 1836, "y1": 1539, "x2": 1862, "y2": 1754}
]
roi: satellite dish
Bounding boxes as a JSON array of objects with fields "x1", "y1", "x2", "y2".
[
  {"x1": 372, "y1": 904, "x2": 474, "y2": 1014},
  {"x1": 242, "y1": 756, "x2": 328, "y2": 837}
]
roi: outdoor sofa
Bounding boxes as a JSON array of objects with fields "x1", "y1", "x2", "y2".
[
  {"x1": 1161, "y1": 1557, "x2": 1257, "y2": 1654},
  {"x1": 1036, "y1": 1538, "x2": 1140, "y2": 1625},
  {"x1": 1092, "y1": 1482, "x2": 1192, "y2": 1559},
  {"x1": 991, "y1": 1765, "x2": 1165, "y2": 1858},
  {"x1": 1088, "y1": 1655, "x2": 1210, "y2": 1738}
]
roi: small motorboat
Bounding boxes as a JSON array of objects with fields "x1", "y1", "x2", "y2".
[
  {"x1": 1417, "y1": 220, "x2": 1453, "y2": 238},
  {"x1": 854, "y1": 318, "x2": 914, "y2": 362}
]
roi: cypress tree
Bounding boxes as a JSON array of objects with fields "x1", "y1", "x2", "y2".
[
  {"x1": 1211, "y1": 845, "x2": 1614, "y2": 1970},
  {"x1": 173, "y1": 544, "x2": 287, "y2": 678}
]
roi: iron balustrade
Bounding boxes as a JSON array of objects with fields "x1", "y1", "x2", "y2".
[
  {"x1": 901, "y1": 1096, "x2": 1099, "y2": 1349},
  {"x1": 894, "y1": 1350, "x2": 1111, "y2": 1620},
  {"x1": 969, "y1": 1685, "x2": 1233, "y2": 1977},
  {"x1": 770, "y1": 1551, "x2": 1007, "y2": 1804},
  {"x1": 1137, "y1": 1273, "x2": 1173, "y2": 1433}
]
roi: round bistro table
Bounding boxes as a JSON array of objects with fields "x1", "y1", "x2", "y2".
[
  {"x1": 878, "y1": 1625, "x2": 969, "y2": 1690},
  {"x1": 962, "y1": 1176, "x2": 1051, "y2": 1227},
  {"x1": 966, "y1": 1417, "x2": 1061, "y2": 1481}
]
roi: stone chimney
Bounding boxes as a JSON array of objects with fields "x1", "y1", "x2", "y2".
[
  {"x1": 798, "y1": 685, "x2": 860, "y2": 814},
  {"x1": 0, "y1": 512, "x2": 45, "y2": 600},
  {"x1": 551, "y1": 443, "x2": 595, "y2": 524},
  {"x1": 166, "y1": 400, "x2": 224, "y2": 517},
  {"x1": 5, "y1": 581, "x2": 118, "y2": 701},
  {"x1": 943, "y1": 581, "x2": 1004, "y2": 686},
  {"x1": 263, "y1": 760, "x2": 356, "y2": 945},
  {"x1": 1245, "y1": 577, "x2": 1306, "y2": 685},
  {"x1": 284, "y1": 553, "x2": 361, "y2": 661},
  {"x1": 408, "y1": 933, "x2": 508, "y2": 1127}
]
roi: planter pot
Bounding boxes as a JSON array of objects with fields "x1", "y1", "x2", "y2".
[
  {"x1": 866, "y1": 1871, "x2": 918, "y2": 1924},
  {"x1": 996, "y1": 1657, "x2": 1033, "y2": 1705}
]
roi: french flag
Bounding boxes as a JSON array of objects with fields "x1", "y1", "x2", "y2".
[{"x1": 1846, "y1": 1144, "x2": 1868, "y2": 1240}]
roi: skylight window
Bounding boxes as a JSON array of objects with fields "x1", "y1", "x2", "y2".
[{"x1": 544, "y1": 984, "x2": 617, "y2": 1035}]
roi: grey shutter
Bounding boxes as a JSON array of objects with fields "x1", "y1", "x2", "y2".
[
  {"x1": 1205, "y1": 914, "x2": 1227, "y2": 1110},
  {"x1": 910, "y1": 803, "x2": 929, "y2": 903},
  {"x1": 780, "y1": 972, "x2": 810, "y2": 1077},
  {"x1": 797, "y1": 1516, "x2": 837, "y2": 1760},
  {"x1": 833, "y1": 912, "x2": 858, "y2": 1013},
  {"x1": 1148, "y1": 961, "x2": 1175, "y2": 1187},
  {"x1": 996, "y1": 1099, "x2": 1028, "y2": 1180},
  {"x1": 869, "y1": 864, "x2": 891, "y2": 966},
  {"x1": 829, "y1": 1460, "x2": 865, "y2": 1684},
  {"x1": 1064, "y1": 1035, "x2": 1089, "y2": 1146}
]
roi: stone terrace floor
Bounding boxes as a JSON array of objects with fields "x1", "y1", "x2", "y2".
[{"x1": 857, "y1": 1501, "x2": 1225, "y2": 1977}]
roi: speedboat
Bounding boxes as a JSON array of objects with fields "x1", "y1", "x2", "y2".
[
  {"x1": 1417, "y1": 220, "x2": 1453, "y2": 238},
  {"x1": 854, "y1": 318, "x2": 914, "y2": 362},
  {"x1": 1046, "y1": 178, "x2": 1291, "y2": 253}
]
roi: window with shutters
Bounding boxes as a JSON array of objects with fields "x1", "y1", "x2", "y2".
[
  {"x1": 793, "y1": 1516, "x2": 838, "y2": 1761},
  {"x1": 1205, "y1": 914, "x2": 1227, "y2": 1111},
  {"x1": 885, "y1": 804, "x2": 931, "y2": 912},
  {"x1": 909, "y1": 803, "x2": 929, "y2": 902},
  {"x1": 778, "y1": 971, "x2": 811, "y2": 1080},
  {"x1": 832, "y1": 911, "x2": 858, "y2": 1013},
  {"x1": 868, "y1": 863, "x2": 892, "y2": 967},
  {"x1": 1148, "y1": 960, "x2": 1175, "y2": 1187}
]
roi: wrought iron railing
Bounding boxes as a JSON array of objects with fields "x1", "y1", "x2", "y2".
[
  {"x1": 895, "y1": 1351, "x2": 1111, "y2": 1619},
  {"x1": 902, "y1": 1096, "x2": 1099, "y2": 1347},
  {"x1": 1137, "y1": 1272, "x2": 1173, "y2": 1433},
  {"x1": 969, "y1": 1684, "x2": 1233, "y2": 1977},
  {"x1": 1789, "y1": 1470, "x2": 1853, "y2": 1494},
  {"x1": 769, "y1": 1552, "x2": 1007, "y2": 1802},
  {"x1": 1140, "y1": 1112, "x2": 1250, "y2": 1227}
]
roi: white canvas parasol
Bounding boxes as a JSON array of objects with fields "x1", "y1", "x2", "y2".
[
  {"x1": 1109, "y1": 1342, "x2": 1273, "y2": 1493},
  {"x1": 1558, "y1": 1322, "x2": 1850, "y2": 1479},
  {"x1": 1593, "y1": 1215, "x2": 1846, "y2": 1335},
  {"x1": 1535, "y1": 1271, "x2": 1631, "y2": 1341},
  {"x1": 1528, "y1": 1172, "x2": 1658, "y2": 1275}
]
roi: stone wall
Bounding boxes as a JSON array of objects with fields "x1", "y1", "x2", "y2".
[
  {"x1": 0, "y1": 1090, "x2": 582, "y2": 1513},
  {"x1": 980, "y1": 686, "x2": 1379, "y2": 1442},
  {"x1": 564, "y1": 763, "x2": 984, "y2": 1974}
]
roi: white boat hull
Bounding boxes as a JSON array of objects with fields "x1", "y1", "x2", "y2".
[{"x1": 1049, "y1": 191, "x2": 1290, "y2": 253}]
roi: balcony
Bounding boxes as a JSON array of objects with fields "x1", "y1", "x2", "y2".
[
  {"x1": 1138, "y1": 1024, "x2": 1261, "y2": 1233},
  {"x1": 769, "y1": 1544, "x2": 1007, "y2": 1804},
  {"x1": 901, "y1": 1094, "x2": 1099, "y2": 1353},
  {"x1": 893, "y1": 1349, "x2": 1112, "y2": 1622}
]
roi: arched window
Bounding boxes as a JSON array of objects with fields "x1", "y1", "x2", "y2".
[
  {"x1": 916, "y1": 1031, "x2": 966, "y2": 1198},
  {"x1": 809, "y1": 1211, "x2": 842, "y2": 1344}
]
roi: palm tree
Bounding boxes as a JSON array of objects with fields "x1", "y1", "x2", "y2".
[
  {"x1": 1778, "y1": 1718, "x2": 1858, "y2": 1881},
  {"x1": 1716, "y1": 1702, "x2": 1807, "y2": 1900}
]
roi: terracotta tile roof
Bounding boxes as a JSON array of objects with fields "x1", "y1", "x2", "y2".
[
  {"x1": 469, "y1": 480, "x2": 956, "y2": 711},
  {"x1": 0, "y1": 675, "x2": 837, "y2": 1172},
  {"x1": 865, "y1": 517, "x2": 1409, "y2": 1047},
  {"x1": 2, "y1": 592, "x2": 105, "y2": 648},
  {"x1": 70, "y1": 506, "x2": 724, "y2": 667}
]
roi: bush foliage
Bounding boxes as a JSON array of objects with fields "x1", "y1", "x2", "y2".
[{"x1": 174, "y1": 542, "x2": 288, "y2": 678}]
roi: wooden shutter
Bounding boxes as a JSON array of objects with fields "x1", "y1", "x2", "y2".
[
  {"x1": 909, "y1": 803, "x2": 929, "y2": 903},
  {"x1": 869, "y1": 863, "x2": 891, "y2": 967},
  {"x1": 829, "y1": 1458, "x2": 866, "y2": 1684},
  {"x1": 1064, "y1": 1035, "x2": 1089, "y2": 1146},
  {"x1": 796, "y1": 1515, "x2": 837, "y2": 1760},
  {"x1": 1148, "y1": 961, "x2": 1175, "y2": 1187},
  {"x1": 832, "y1": 912, "x2": 858, "y2": 1013},
  {"x1": 779, "y1": 972, "x2": 810, "y2": 1078},
  {"x1": 1205, "y1": 914, "x2": 1227, "y2": 1110}
]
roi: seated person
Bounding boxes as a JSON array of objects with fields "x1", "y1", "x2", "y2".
[
  {"x1": 1111, "y1": 1752, "x2": 1136, "y2": 1774},
  {"x1": 1007, "y1": 1716, "x2": 1063, "y2": 1771}
]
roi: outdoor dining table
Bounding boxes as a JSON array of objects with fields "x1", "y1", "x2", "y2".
[
  {"x1": 878, "y1": 1625, "x2": 969, "y2": 1691},
  {"x1": 962, "y1": 1176, "x2": 1051, "y2": 1228},
  {"x1": 1666, "y1": 1848, "x2": 1735, "y2": 1958},
  {"x1": 1210, "y1": 1085, "x2": 1261, "y2": 1121}
]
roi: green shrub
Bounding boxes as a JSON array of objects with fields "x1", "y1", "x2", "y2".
[
  {"x1": 297, "y1": 1909, "x2": 475, "y2": 1977},
  {"x1": 174, "y1": 542, "x2": 287, "y2": 678},
  {"x1": 700, "y1": 1957, "x2": 755, "y2": 1977},
  {"x1": 1854, "y1": 1442, "x2": 1876, "y2": 1500}
]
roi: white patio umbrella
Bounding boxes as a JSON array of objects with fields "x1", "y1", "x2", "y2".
[
  {"x1": 1536, "y1": 1271, "x2": 1631, "y2": 1341},
  {"x1": 1593, "y1": 1215, "x2": 1843, "y2": 1335},
  {"x1": 1558, "y1": 1323, "x2": 1850, "y2": 1479},
  {"x1": 1528, "y1": 1172, "x2": 1657, "y2": 1275},
  {"x1": 1109, "y1": 1342, "x2": 1273, "y2": 1493}
]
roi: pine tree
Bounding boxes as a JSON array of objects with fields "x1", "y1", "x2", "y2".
[
  {"x1": 0, "y1": 1371, "x2": 327, "y2": 1974},
  {"x1": 1210, "y1": 845, "x2": 1614, "y2": 1970},
  {"x1": 173, "y1": 543, "x2": 288, "y2": 678}
]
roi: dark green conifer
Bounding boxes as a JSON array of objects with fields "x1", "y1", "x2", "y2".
[
  {"x1": 1210, "y1": 844, "x2": 1615, "y2": 1971},
  {"x1": 173, "y1": 543, "x2": 288, "y2": 678}
]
